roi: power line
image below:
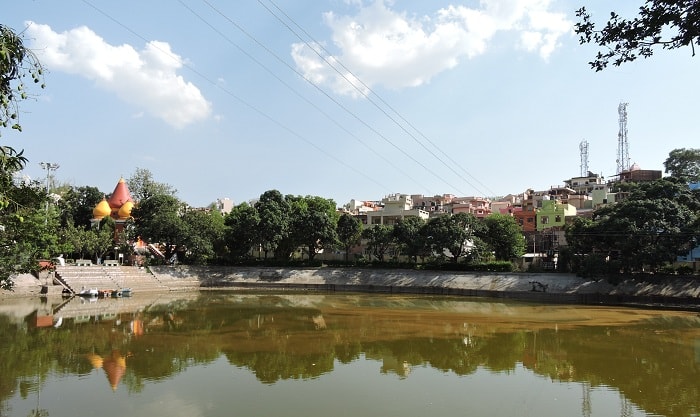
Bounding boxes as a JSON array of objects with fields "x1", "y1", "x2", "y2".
[
  {"x1": 259, "y1": 0, "x2": 497, "y2": 197},
  {"x1": 80, "y1": 0, "x2": 392, "y2": 192},
  {"x1": 198, "y1": 0, "x2": 467, "y2": 196},
  {"x1": 178, "y1": 1, "x2": 431, "y2": 192}
]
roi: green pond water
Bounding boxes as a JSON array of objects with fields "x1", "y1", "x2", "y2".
[{"x1": 1, "y1": 291, "x2": 699, "y2": 417}]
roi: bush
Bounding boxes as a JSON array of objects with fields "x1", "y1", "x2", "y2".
[
  {"x1": 659, "y1": 265, "x2": 676, "y2": 275},
  {"x1": 676, "y1": 265, "x2": 695, "y2": 275},
  {"x1": 468, "y1": 261, "x2": 515, "y2": 272},
  {"x1": 577, "y1": 254, "x2": 609, "y2": 279}
]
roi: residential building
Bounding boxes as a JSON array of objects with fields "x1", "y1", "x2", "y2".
[
  {"x1": 564, "y1": 172, "x2": 606, "y2": 195},
  {"x1": 536, "y1": 198, "x2": 576, "y2": 232},
  {"x1": 366, "y1": 193, "x2": 429, "y2": 226},
  {"x1": 491, "y1": 200, "x2": 515, "y2": 215},
  {"x1": 216, "y1": 197, "x2": 234, "y2": 214},
  {"x1": 449, "y1": 196, "x2": 492, "y2": 218},
  {"x1": 612, "y1": 163, "x2": 662, "y2": 183},
  {"x1": 343, "y1": 199, "x2": 382, "y2": 215},
  {"x1": 410, "y1": 194, "x2": 452, "y2": 215}
]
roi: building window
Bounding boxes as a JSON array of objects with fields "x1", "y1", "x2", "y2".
[
  {"x1": 555, "y1": 215, "x2": 561, "y2": 222},
  {"x1": 541, "y1": 216, "x2": 549, "y2": 224}
]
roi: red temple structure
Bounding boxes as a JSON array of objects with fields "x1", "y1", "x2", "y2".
[{"x1": 92, "y1": 178, "x2": 135, "y2": 231}]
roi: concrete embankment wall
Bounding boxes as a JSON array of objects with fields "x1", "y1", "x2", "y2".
[{"x1": 150, "y1": 265, "x2": 700, "y2": 310}]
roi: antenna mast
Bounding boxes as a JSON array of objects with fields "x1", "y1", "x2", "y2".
[
  {"x1": 579, "y1": 139, "x2": 589, "y2": 177},
  {"x1": 616, "y1": 102, "x2": 630, "y2": 174}
]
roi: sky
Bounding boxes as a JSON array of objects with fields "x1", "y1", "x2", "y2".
[{"x1": 4, "y1": 0, "x2": 699, "y2": 208}]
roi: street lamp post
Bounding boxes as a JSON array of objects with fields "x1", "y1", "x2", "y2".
[{"x1": 39, "y1": 162, "x2": 60, "y2": 224}]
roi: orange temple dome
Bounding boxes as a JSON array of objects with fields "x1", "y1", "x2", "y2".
[
  {"x1": 118, "y1": 200, "x2": 134, "y2": 219},
  {"x1": 93, "y1": 198, "x2": 111, "y2": 220},
  {"x1": 108, "y1": 178, "x2": 134, "y2": 213},
  {"x1": 91, "y1": 178, "x2": 136, "y2": 223}
]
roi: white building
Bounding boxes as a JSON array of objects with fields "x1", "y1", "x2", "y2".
[{"x1": 216, "y1": 197, "x2": 234, "y2": 214}]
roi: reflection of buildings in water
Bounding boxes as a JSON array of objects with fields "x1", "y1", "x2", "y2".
[
  {"x1": 36, "y1": 292, "x2": 199, "y2": 328},
  {"x1": 462, "y1": 323, "x2": 475, "y2": 347},
  {"x1": 379, "y1": 355, "x2": 411, "y2": 378},
  {"x1": 130, "y1": 317, "x2": 144, "y2": 337},
  {"x1": 87, "y1": 350, "x2": 128, "y2": 391},
  {"x1": 312, "y1": 314, "x2": 326, "y2": 329}
]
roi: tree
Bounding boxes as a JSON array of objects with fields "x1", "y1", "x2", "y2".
[
  {"x1": 594, "y1": 199, "x2": 695, "y2": 272},
  {"x1": 1, "y1": 25, "x2": 47, "y2": 287},
  {"x1": 392, "y1": 216, "x2": 427, "y2": 263},
  {"x1": 424, "y1": 213, "x2": 482, "y2": 263},
  {"x1": 58, "y1": 185, "x2": 104, "y2": 228},
  {"x1": 566, "y1": 179, "x2": 700, "y2": 274},
  {"x1": 564, "y1": 216, "x2": 595, "y2": 255},
  {"x1": 62, "y1": 221, "x2": 91, "y2": 260},
  {"x1": 181, "y1": 209, "x2": 225, "y2": 264},
  {"x1": 0, "y1": 175, "x2": 57, "y2": 289},
  {"x1": 361, "y1": 225, "x2": 394, "y2": 262},
  {"x1": 1, "y1": 24, "x2": 45, "y2": 136},
  {"x1": 131, "y1": 193, "x2": 187, "y2": 262},
  {"x1": 254, "y1": 190, "x2": 290, "y2": 260},
  {"x1": 480, "y1": 214, "x2": 525, "y2": 261},
  {"x1": 224, "y1": 202, "x2": 259, "y2": 260},
  {"x1": 91, "y1": 218, "x2": 116, "y2": 263},
  {"x1": 574, "y1": 2, "x2": 700, "y2": 71},
  {"x1": 664, "y1": 148, "x2": 700, "y2": 183},
  {"x1": 287, "y1": 195, "x2": 338, "y2": 261},
  {"x1": 127, "y1": 167, "x2": 177, "y2": 202},
  {"x1": 336, "y1": 213, "x2": 362, "y2": 262}
]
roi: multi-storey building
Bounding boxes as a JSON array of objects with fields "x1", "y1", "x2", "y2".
[
  {"x1": 216, "y1": 197, "x2": 234, "y2": 214},
  {"x1": 564, "y1": 172, "x2": 606, "y2": 195},
  {"x1": 365, "y1": 193, "x2": 429, "y2": 226},
  {"x1": 449, "y1": 196, "x2": 492, "y2": 218},
  {"x1": 410, "y1": 194, "x2": 452, "y2": 215},
  {"x1": 614, "y1": 163, "x2": 662, "y2": 183},
  {"x1": 536, "y1": 198, "x2": 576, "y2": 232}
]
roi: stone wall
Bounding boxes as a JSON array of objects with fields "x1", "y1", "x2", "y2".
[
  {"x1": 150, "y1": 265, "x2": 700, "y2": 309},
  {"x1": 5, "y1": 266, "x2": 699, "y2": 310}
]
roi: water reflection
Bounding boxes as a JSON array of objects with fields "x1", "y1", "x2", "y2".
[{"x1": 1, "y1": 292, "x2": 699, "y2": 417}]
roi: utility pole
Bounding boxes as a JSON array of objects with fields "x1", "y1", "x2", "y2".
[{"x1": 39, "y1": 162, "x2": 60, "y2": 224}]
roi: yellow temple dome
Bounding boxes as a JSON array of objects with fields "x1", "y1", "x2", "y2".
[
  {"x1": 118, "y1": 200, "x2": 134, "y2": 219},
  {"x1": 93, "y1": 198, "x2": 111, "y2": 220}
]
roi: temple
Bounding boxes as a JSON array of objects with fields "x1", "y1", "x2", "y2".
[
  {"x1": 91, "y1": 178, "x2": 135, "y2": 233},
  {"x1": 91, "y1": 177, "x2": 155, "y2": 264}
]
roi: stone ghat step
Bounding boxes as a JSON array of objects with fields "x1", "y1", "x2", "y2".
[
  {"x1": 54, "y1": 292, "x2": 201, "y2": 320},
  {"x1": 56, "y1": 265, "x2": 181, "y2": 293}
]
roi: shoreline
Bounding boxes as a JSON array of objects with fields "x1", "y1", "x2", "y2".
[{"x1": 3, "y1": 265, "x2": 700, "y2": 311}]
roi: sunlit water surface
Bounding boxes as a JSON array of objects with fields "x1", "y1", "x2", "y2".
[{"x1": 1, "y1": 291, "x2": 699, "y2": 417}]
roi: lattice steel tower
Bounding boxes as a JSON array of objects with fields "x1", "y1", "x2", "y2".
[
  {"x1": 579, "y1": 139, "x2": 589, "y2": 177},
  {"x1": 616, "y1": 102, "x2": 630, "y2": 174}
]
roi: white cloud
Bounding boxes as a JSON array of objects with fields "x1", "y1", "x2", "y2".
[
  {"x1": 291, "y1": 0, "x2": 573, "y2": 96},
  {"x1": 26, "y1": 21, "x2": 211, "y2": 128}
]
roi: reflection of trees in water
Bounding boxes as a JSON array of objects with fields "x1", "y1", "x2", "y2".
[
  {"x1": 223, "y1": 351, "x2": 334, "y2": 384},
  {"x1": 1, "y1": 296, "x2": 699, "y2": 416},
  {"x1": 539, "y1": 324, "x2": 700, "y2": 417},
  {"x1": 334, "y1": 340, "x2": 362, "y2": 364}
]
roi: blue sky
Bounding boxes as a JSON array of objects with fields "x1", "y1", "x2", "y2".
[{"x1": 5, "y1": 0, "x2": 698, "y2": 208}]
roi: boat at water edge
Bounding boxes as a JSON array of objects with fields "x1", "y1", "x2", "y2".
[{"x1": 78, "y1": 288, "x2": 99, "y2": 297}]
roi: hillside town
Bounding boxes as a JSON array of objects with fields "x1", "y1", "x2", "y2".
[{"x1": 332, "y1": 162, "x2": 696, "y2": 267}]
